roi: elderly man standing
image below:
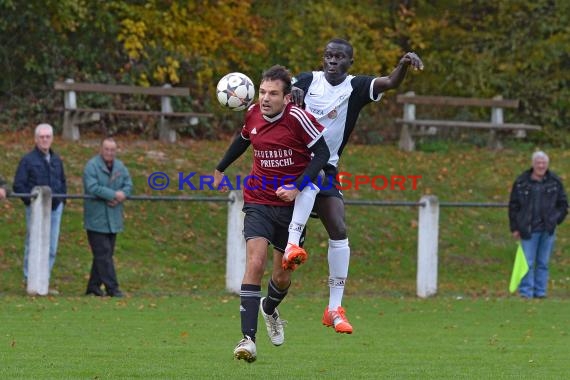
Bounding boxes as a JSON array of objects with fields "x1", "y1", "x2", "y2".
[
  {"x1": 83, "y1": 137, "x2": 133, "y2": 297},
  {"x1": 509, "y1": 151, "x2": 568, "y2": 299},
  {"x1": 13, "y1": 123, "x2": 67, "y2": 291}
]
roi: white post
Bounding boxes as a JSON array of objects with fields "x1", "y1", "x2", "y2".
[
  {"x1": 62, "y1": 78, "x2": 80, "y2": 141},
  {"x1": 489, "y1": 95, "x2": 506, "y2": 148},
  {"x1": 398, "y1": 91, "x2": 416, "y2": 152},
  {"x1": 226, "y1": 190, "x2": 246, "y2": 294},
  {"x1": 27, "y1": 186, "x2": 52, "y2": 296},
  {"x1": 417, "y1": 195, "x2": 439, "y2": 298},
  {"x1": 159, "y1": 84, "x2": 177, "y2": 143}
]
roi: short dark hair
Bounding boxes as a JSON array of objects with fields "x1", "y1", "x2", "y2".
[
  {"x1": 326, "y1": 38, "x2": 354, "y2": 58},
  {"x1": 261, "y1": 65, "x2": 292, "y2": 95}
]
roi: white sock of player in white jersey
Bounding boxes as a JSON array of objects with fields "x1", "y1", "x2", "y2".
[
  {"x1": 285, "y1": 184, "x2": 319, "y2": 253},
  {"x1": 328, "y1": 238, "x2": 350, "y2": 309}
]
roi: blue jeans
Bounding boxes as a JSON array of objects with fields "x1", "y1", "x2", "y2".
[
  {"x1": 519, "y1": 231, "x2": 556, "y2": 298},
  {"x1": 23, "y1": 202, "x2": 63, "y2": 280}
]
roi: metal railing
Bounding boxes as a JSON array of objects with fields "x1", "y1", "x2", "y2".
[{"x1": 9, "y1": 187, "x2": 512, "y2": 298}]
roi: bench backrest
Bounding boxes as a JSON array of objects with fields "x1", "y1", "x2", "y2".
[
  {"x1": 396, "y1": 94, "x2": 519, "y2": 108},
  {"x1": 54, "y1": 81, "x2": 189, "y2": 97}
]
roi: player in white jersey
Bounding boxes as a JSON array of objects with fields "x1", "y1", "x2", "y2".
[{"x1": 282, "y1": 38, "x2": 423, "y2": 334}]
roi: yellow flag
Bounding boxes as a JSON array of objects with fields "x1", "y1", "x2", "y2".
[{"x1": 509, "y1": 243, "x2": 529, "y2": 293}]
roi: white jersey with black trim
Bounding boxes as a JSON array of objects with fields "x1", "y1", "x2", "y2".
[{"x1": 293, "y1": 71, "x2": 382, "y2": 167}]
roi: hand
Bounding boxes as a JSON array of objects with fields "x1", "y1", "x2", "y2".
[
  {"x1": 107, "y1": 199, "x2": 119, "y2": 207},
  {"x1": 275, "y1": 186, "x2": 300, "y2": 202},
  {"x1": 512, "y1": 231, "x2": 521, "y2": 240},
  {"x1": 400, "y1": 52, "x2": 424, "y2": 71},
  {"x1": 0, "y1": 188, "x2": 6, "y2": 199},
  {"x1": 213, "y1": 169, "x2": 228, "y2": 192},
  {"x1": 291, "y1": 86, "x2": 305, "y2": 107},
  {"x1": 115, "y1": 190, "x2": 127, "y2": 202}
]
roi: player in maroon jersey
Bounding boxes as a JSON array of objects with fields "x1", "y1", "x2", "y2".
[{"x1": 212, "y1": 65, "x2": 330, "y2": 362}]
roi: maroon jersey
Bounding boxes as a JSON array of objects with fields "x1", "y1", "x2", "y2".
[{"x1": 241, "y1": 102, "x2": 324, "y2": 206}]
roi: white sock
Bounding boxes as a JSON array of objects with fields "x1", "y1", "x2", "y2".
[
  {"x1": 328, "y1": 238, "x2": 350, "y2": 309},
  {"x1": 287, "y1": 184, "x2": 319, "y2": 249}
]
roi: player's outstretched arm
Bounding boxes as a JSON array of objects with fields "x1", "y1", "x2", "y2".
[{"x1": 373, "y1": 52, "x2": 424, "y2": 95}]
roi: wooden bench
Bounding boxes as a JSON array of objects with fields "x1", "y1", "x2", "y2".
[
  {"x1": 395, "y1": 92, "x2": 542, "y2": 151},
  {"x1": 54, "y1": 79, "x2": 214, "y2": 143}
]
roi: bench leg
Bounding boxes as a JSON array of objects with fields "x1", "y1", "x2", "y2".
[
  {"x1": 398, "y1": 124, "x2": 415, "y2": 152},
  {"x1": 487, "y1": 130, "x2": 503, "y2": 150},
  {"x1": 159, "y1": 117, "x2": 177, "y2": 143},
  {"x1": 62, "y1": 111, "x2": 80, "y2": 141}
]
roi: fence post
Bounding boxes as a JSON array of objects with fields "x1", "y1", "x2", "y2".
[
  {"x1": 398, "y1": 91, "x2": 416, "y2": 152},
  {"x1": 27, "y1": 186, "x2": 52, "y2": 296},
  {"x1": 417, "y1": 195, "x2": 439, "y2": 298},
  {"x1": 62, "y1": 78, "x2": 80, "y2": 141},
  {"x1": 226, "y1": 190, "x2": 245, "y2": 294},
  {"x1": 159, "y1": 84, "x2": 177, "y2": 143}
]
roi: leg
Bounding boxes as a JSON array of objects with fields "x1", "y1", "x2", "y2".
[
  {"x1": 48, "y1": 203, "x2": 63, "y2": 278},
  {"x1": 86, "y1": 231, "x2": 120, "y2": 296},
  {"x1": 267, "y1": 248, "x2": 292, "y2": 309},
  {"x1": 520, "y1": 234, "x2": 540, "y2": 298},
  {"x1": 534, "y1": 232, "x2": 555, "y2": 298},
  {"x1": 315, "y1": 195, "x2": 353, "y2": 333},
  {"x1": 282, "y1": 184, "x2": 319, "y2": 270},
  {"x1": 260, "y1": 248, "x2": 292, "y2": 346},
  {"x1": 315, "y1": 196, "x2": 349, "y2": 307},
  {"x1": 234, "y1": 237, "x2": 267, "y2": 362},
  {"x1": 240, "y1": 237, "x2": 268, "y2": 339}
]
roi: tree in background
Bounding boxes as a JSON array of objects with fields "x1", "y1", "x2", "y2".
[{"x1": 0, "y1": 0, "x2": 567, "y2": 143}]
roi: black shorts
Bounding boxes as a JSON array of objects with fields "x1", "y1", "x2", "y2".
[
  {"x1": 243, "y1": 203, "x2": 306, "y2": 253},
  {"x1": 310, "y1": 164, "x2": 343, "y2": 218},
  {"x1": 316, "y1": 164, "x2": 343, "y2": 199}
]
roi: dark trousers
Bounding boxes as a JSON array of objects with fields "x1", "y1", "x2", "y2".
[{"x1": 86, "y1": 230, "x2": 119, "y2": 294}]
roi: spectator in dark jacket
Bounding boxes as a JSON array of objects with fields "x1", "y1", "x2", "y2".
[
  {"x1": 13, "y1": 123, "x2": 67, "y2": 287},
  {"x1": 508, "y1": 151, "x2": 568, "y2": 298}
]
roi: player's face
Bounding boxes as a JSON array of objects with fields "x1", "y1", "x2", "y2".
[
  {"x1": 323, "y1": 42, "x2": 353, "y2": 85},
  {"x1": 258, "y1": 79, "x2": 288, "y2": 117}
]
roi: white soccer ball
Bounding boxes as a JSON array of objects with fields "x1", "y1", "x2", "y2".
[{"x1": 216, "y1": 72, "x2": 255, "y2": 111}]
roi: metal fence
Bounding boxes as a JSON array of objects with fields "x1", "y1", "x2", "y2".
[{"x1": 9, "y1": 187, "x2": 509, "y2": 297}]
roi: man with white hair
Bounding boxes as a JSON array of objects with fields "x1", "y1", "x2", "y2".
[
  {"x1": 508, "y1": 151, "x2": 568, "y2": 299},
  {"x1": 13, "y1": 123, "x2": 67, "y2": 293}
]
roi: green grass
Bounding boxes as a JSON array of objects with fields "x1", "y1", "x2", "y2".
[
  {"x1": 1, "y1": 133, "x2": 570, "y2": 377},
  {"x1": 1, "y1": 296, "x2": 569, "y2": 379},
  {"x1": 1, "y1": 133, "x2": 569, "y2": 297}
]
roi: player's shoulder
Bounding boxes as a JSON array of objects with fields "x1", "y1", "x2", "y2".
[{"x1": 349, "y1": 74, "x2": 374, "y2": 86}]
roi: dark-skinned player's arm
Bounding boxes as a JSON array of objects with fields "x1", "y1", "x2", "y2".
[{"x1": 373, "y1": 52, "x2": 424, "y2": 96}]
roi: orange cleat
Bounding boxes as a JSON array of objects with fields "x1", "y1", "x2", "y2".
[
  {"x1": 322, "y1": 306, "x2": 353, "y2": 334},
  {"x1": 281, "y1": 243, "x2": 308, "y2": 271}
]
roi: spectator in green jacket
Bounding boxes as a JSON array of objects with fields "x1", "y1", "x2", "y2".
[{"x1": 83, "y1": 137, "x2": 133, "y2": 297}]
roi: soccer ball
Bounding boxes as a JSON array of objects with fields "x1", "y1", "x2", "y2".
[{"x1": 216, "y1": 72, "x2": 255, "y2": 111}]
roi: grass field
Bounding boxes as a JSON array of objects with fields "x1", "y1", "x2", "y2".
[
  {"x1": 1, "y1": 296, "x2": 569, "y2": 379},
  {"x1": 1, "y1": 132, "x2": 569, "y2": 377}
]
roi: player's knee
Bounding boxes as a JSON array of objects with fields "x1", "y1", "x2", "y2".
[
  {"x1": 328, "y1": 223, "x2": 347, "y2": 240},
  {"x1": 247, "y1": 256, "x2": 265, "y2": 272},
  {"x1": 272, "y1": 270, "x2": 291, "y2": 289}
]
